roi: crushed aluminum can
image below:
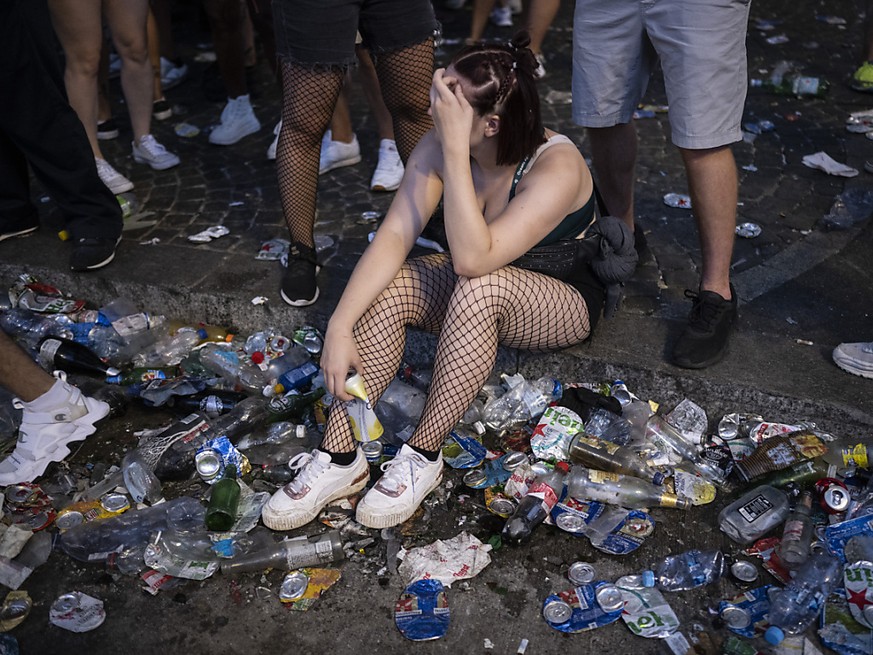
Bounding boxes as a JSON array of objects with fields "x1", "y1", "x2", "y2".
[
  {"x1": 100, "y1": 493, "x2": 130, "y2": 513},
  {"x1": 542, "y1": 583, "x2": 625, "y2": 633},
  {"x1": 730, "y1": 560, "x2": 760, "y2": 584},
  {"x1": 279, "y1": 571, "x2": 310, "y2": 602},
  {"x1": 49, "y1": 592, "x2": 106, "y2": 633},
  {"x1": 54, "y1": 511, "x2": 84, "y2": 531},
  {"x1": 256, "y1": 238, "x2": 290, "y2": 261},
  {"x1": 195, "y1": 436, "x2": 250, "y2": 483},
  {"x1": 663, "y1": 193, "x2": 692, "y2": 209},
  {"x1": 394, "y1": 579, "x2": 450, "y2": 642},
  {"x1": 502, "y1": 451, "x2": 529, "y2": 471},
  {"x1": 195, "y1": 448, "x2": 222, "y2": 482},
  {"x1": 0, "y1": 591, "x2": 32, "y2": 632},
  {"x1": 720, "y1": 604, "x2": 752, "y2": 630},
  {"x1": 358, "y1": 211, "x2": 382, "y2": 224},
  {"x1": 817, "y1": 478, "x2": 850, "y2": 514},
  {"x1": 568, "y1": 562, "x2": 595, "y2": 586},
  {"x1": 542, "y1": 599, "x2": 573, "y2": 624},
  {"x1": 187, "y1": 225, "x2": 229, "y2": 244},
  {"x1": 484, "y1": 488, "x2": 516, "y2": 518},
  {"x1": 462, "y1": 468, "x2": 487, "y2": 488},
  {"x1": 735, "y1": 222, "x2": 762, "y2": 238},
  {"x1": 594, "y1": 584, "x2": 624, "y2": 613}
]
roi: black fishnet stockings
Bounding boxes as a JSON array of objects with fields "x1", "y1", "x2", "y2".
[
  {"x1": 372, "y1": 38, "x2": 435, "y2": 162},
  {"x1": 322, "y1": 254, "x2": 593, "y2": 453},
  {"x1": 276, "y1": 63, "x2": 344, "y2": 248}
]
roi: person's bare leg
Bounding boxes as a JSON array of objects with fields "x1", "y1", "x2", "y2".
[
  {"x1": 105, "y1": 0, "x2": 153, "y2": 141},
  {"x1": 587, "y1": 124, "x2": 637, "y2": 230},
  {"x1": 151, "y1": 0, "x2": 177, "y2": 60},
  {"x1": 468, "y1": 0, "x2": 498, "y2": 43},
  {"x1": 47, "y1": 0, "x2": 104, "y2": 159},
  {"x1": 97, "y1": 38, "x2": 113, "y2": 123},
  {"x1": 0, "y1": 333, "x2": 53, "y2": 403},
  {"x1": 329, "y1": 79, "x2": 355, "y2": 144},
  {"x1": 147, "y1": 6, "x2": 165, "y2": 103},
  {"x1": 357, "y1": 47, "x2": 394, "y2": 141},
  {"x1": 526, "y1": 0, "x2": 559, "y2": 56},
  {"x1": 203, "y1": 0, "x2": 247, "y2": 99},
  {"x1": 679, "y1": 145, "x2": 736, "y2": 299}
]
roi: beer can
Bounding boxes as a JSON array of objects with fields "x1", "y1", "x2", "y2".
[
  {"x1": 594, "y1": 584, "x2": 624, "y2": 613},
  {"x1": 484, "y1": 488, "x2": 515, "y2": 518},
  {"x1": 279, "y1": 571, "x2": 309, "y2": 602},
  {"x1": 554, "y1": 511, "x2": 587, "y2": 534},
  {"x1": 195, "y1": 449, "x2": 222, "y2": 481},
  {"x1": 567, "y1": 562, "x2": 595, "y2": 586},
  {"x1": 720, "y1": 604, "x2": 752, "y2": 630},
  {"x1": 502, "y1": 451, "x2": 529, "y2": 471},
  {"x1": 818, "y1": 478, "x2": 850, "y2": 513},
  {"x1": 542, "y1": 599, "x2": 572, "y2": 624},
  {"x1": 463, "y1": 468, "x2": 488, "y2": 488},
  {"x1": 55, "y1": 511, "x2": 84, "y2": 531},
  {"x1": 730, "y1": 560, "x2": 759, "y2": 584},
  {"x1": 49, "y1": 592, "x2": 106, "y2": 633},
  {"x1": 361, "y1": 440, "x2": 384, "y2": 464},
  {"x1": 100, "y1": 493, "x2": 131, "y2": 513}
]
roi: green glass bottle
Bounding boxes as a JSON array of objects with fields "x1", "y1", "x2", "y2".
[{"x1": 205, "y1": 465, "x2": 240, "y2": 531}]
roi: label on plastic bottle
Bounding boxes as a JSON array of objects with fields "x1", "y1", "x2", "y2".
[
  {"x1": 616, "y1": 575, "x2": 680, "y2": 638},
  {"x1": 528, "y1": 481, "x2": 559, "y2": 515},
  {"x1": 551, "y1": 497, "x2": 654, "y2": 556},
  {"x1": 737, "y1": 494, "x2": 774, "y2": 523},
  {"x1": 530, "y1": 406, "x2": 584, "y2": 462},
  {"x1": 671, "y1": 470, "x2": 717, "y2": 506},
  {"x1": 588, "y1": 470, "x2": 621, "y2": 484}
]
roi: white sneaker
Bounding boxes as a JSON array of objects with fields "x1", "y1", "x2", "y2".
[
  {"x1": 319, "y1": 130, "x2": 362, "y2": 174},
  {"x1": 261, "y1": 449, "x2": 369, "y2": 531},
  {"x1": 833, "y1": 342, "x2": 873, "y2": 379},
  {"x1": 490, "y1": 6, "x2": 513, "y2": 27},
  {"x1": 356, "y1": 444, "x2": 443, "y2": 529},
  {"x1": 507, "y1": 0, "x2": 523, "y2": 14},
  {"x1": 267, "y1": 120, "x2": 281, "y2": 161},
  {"x1": 95, "y1": 158, "x2": 134, "y2": 194},
  {"x1": 370, "y1": 139, "x2": 404, "y2": 192},
  {"x1": 209, "y1": 95, "x2": 262, "y2": 146},
  {"x1": 160, "y1": 56, "x2": 189, "y2": 90},
  {"x1": 0, "y1": 375, "x2": 110, "y2": 485},
  {"x1": 132, "y1": 134, "x2": 180, "y2": 170},
  {"x1": 533, "y1": 53, "x2": 547, "y2": 79}
]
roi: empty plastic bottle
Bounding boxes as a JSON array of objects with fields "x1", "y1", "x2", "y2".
[
  {"x1": 647, "y1": 549, "x2": 724, "y2": 592},
  {"x1": 502, "y1": 462, "x2": 568, "y2": 545},
  {"x1": 566, "y1": 465, "x2": 689, "y2": 510},
  {"x1": 777, "y1": 490, "x2": 814, "y2": 569},
  {"x1": 764, "y1": 552, "x2": 842, "y2": 644},
  {"x1": 121, "y1": 450, "x2": 162, "y2": 504},
  {"x1": 620, "y1": 399, "x2": 652, "y2": 446},
  {"x1": 197, "y1": 343, "x2": 266, "y2": 394},
  {"x1": 265, "y1": 346, "x2": 319, "y2": 395},
  {"x1": 60, "y1": 497, "x2": 205, "y2": 562},
  {"x1": 133, "y1": 328, "x2": 201, "y2": 367},
  {"x1": 484, "y1": 374, "x2": 562, "y2": 433},
  {"x1": 0, "y1": 308, "x2": 64, "y2": 349},
  {"x1": 584, "y1": 408, "x2": 632, "y2": 446},
  {"x1": 718, "y1": 484, "x2": 790, "y2": 545},
  {"x1": 220, "y1": 531, "x2": 345, "y2": 574}
]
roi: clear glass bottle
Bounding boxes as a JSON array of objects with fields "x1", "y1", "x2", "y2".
[
  {"x1": 777, "y1": 491, "x2": 814, "y2": 569},
  {"x1": 566, "y1": 465, "x2": 688, "y2": 510}
]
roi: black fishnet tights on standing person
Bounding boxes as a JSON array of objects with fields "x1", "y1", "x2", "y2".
[
  {"x1": 372, "y1": 38, "x2": 435, "y2": 162},
  {"x1": 276, "y1": 63, "x2": 344, "y2": 248},
  {"x1": 321, "y1": 254, "x2": 593, "y2": 453}
]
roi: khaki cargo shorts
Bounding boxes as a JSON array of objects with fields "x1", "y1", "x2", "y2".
[{"x1": 572, "y1": 0, "x2": 752, "y2": 149}]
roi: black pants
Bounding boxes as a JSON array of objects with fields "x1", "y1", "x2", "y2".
[{"x1": 0, "y1": 0, "x2": 122, "y2": 240}]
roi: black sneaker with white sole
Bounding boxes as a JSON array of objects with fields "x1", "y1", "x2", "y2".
[
  {"x1": 671, "y1": 284, "x2": 737, "y2": 369},
  {"x1": 280, "y1": 242, "x2": 320, "y2": 306},
  {"x1": 70, "y1": 235, "x2": 121, "y2": 271},
  {"x1": 0, "y1": 216, "x2": 39, "y2": 242}
]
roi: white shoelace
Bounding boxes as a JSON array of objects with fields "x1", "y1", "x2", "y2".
[
  {"x1": 286, "y1": 451, "x2": 328, "y2": 493},
  {"x1": 378, "y1": 451, "x2": 427, "y2": 493},
  {"x1": 139, "y1": 135, "x2": 168, "y2": 156}
]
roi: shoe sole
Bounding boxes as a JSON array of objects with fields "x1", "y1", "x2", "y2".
[
  {"x1": 0, "y1": 225, "x2": 38, "y2": 242},
  {"x1": 261, "y1": 467, "x2": 370, "y2": 531},
  {"x1": 355, "y1": 471, "x2": 443, "y2": 529},
  {"x1": 97, "y1": 130, "x2": 120, "y2": 141},
  {"x1": 370, "y1": 181, "x2": 401, "y2": 192},
  {"x1": 153, "y1": 109, "x2": 173, "y2": 121},
  {"x1": 209, "y1": 122, "x2": 261, "y2": 146},
  {"x1": 834, "y1": 358, "x2": 873, "y2": 379},
  {"x1": 320, "y1": 154, "x2": 362, "y2": 175},
  {"x1": 71, "y1": 236, "x2": 122, "y2": 272},
  {"x1": 132, "y1": 153, "x2": 180, "y2": 171},
  {"x1": 280, "y1": 285, "x2": 319, "y2": 307}
]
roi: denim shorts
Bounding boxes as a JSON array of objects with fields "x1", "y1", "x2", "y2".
[
  {"x1": 272, "y1": 0, "x2": 439, "y2": 68},
  {"x1": 572, "y1": 0, "x2": 752, "y2": 149}
]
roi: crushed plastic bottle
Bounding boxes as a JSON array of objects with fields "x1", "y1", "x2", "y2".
[
  {"x1": 647, "y1": 549, "x2": 725, "y2": 592},
  {"x1": 502, "y1": 463, "x2": 568, "y2": 545},
  {"x1": 483, "y1": 374, "x2": 562, "y2": 433}
]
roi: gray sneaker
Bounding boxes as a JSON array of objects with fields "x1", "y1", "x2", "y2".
[{"x1": 132, "y1": 134, "x2": 180, "y2": 171}]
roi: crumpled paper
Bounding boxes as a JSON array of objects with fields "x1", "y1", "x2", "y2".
[
  {"x1": 398, "y1": 532, "x2": 492, "y2": 587},
  {"x1": 801, "y1": 151, "x2": 859, "y2": 177}
]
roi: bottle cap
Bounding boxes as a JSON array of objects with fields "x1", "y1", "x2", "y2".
[
  {"x1": 652, "y1": 471, "x2": 666, "y2": 486},
  {"x1": 197, "y1": 328, "x2": 208, "y2": 340},
  {"x1": 556, "y1": 461, "x2": 570, "y2": 474},
  {"x1": 250, "y1": 351, "x2": 265, "y2": 365},
  {"x1": 764, "y1": 626, "x2": 784, "y2": 645},
  {"x1": 641, "y1": 570, "x2": 655, "y2": 588}
]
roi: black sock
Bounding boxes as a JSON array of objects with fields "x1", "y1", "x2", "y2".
[
  {"x1": 408, "y1": 443, "x2": 440, "y2": 462},
  {"x1": 321, "y1": 448, "x2": 357, "y2": 466}
]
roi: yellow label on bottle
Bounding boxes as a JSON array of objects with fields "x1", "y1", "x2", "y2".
[
  {"x1": 842, "y1": 445, "x2": 869, "y2": 469},
  {"x1": 577, "y1": 435, "x2": 619, "y2": 454},
  {"x1": 588, "y1": 470, "x2": 620, "y2": 484}
]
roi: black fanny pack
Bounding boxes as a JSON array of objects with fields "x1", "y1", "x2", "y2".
[{"x1": 510, "y1": 233, "x2": 599, "y2": 279}]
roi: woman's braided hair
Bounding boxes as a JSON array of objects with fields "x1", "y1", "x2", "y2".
[{"x1": 450, "y1": 31, "x2": 545, "y2": 166}]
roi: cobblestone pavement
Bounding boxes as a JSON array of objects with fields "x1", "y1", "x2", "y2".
[{"x1": 2, "y1": 2, "x2": 873, "y2": 654}]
